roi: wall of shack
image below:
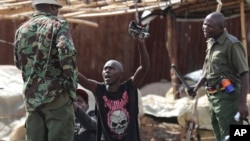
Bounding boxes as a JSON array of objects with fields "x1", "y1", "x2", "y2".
[{"x1": 0, "y1": 12, "x2": 250, "y2": 88}]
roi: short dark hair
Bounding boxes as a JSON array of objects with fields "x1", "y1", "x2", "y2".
[{"x1": 208, "y1": 12, "x2": 225, "y2": 29}]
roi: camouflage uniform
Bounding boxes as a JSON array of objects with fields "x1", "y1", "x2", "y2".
[
  {"x1": 204, "y1": 30, "x2": 248, "y2": 141},
  {"x1": 14, "y1": 11, "x2": 78, "y2": 141}
]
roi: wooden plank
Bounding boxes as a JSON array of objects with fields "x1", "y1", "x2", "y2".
[
  {"x1": 0, "y1": 7, "x2": 32, "y2": 15},
  {"x1": 216, "y1": 0, "x2": 222, "y2": 12},
  {"x1": 0, "y1": 0, "x2": 25, "y2": 4},
  {"x1": 62, "y1": 11, "x2": 88, "y2": 18},
  {"x1": 0, "y1": 1, "x2": 31, "y2": 9},
  {"x1": 73, "y1": 2, "x2": 168, "y2": 17},
  {"x1": 240, "y1": 0, "x2": 248, "y2": 64},
  {"x1": 0, "y1": 0, "x2": 249, "y2": 21},
  {"x1": 66, "y1": 18, "x2": 99, "y2": 27}
]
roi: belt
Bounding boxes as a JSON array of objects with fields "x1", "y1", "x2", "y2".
[{"x1": 206, "y1": 85, "x2": 225, "y2": 95}]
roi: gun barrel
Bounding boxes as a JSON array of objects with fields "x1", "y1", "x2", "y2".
[{"x1": 171, "y1": 64, "x2": 191, "y2": 89}]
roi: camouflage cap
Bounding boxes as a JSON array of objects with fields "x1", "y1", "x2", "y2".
[{"x1": 32, "y1": 0, "x2": 62, "y2": 8}]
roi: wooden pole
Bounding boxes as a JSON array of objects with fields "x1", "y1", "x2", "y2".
[
  {"x1": 240, "y1": 0, "x2": 248, "y2": 63},
  {"x1": 216, "y1": 0, "x2": 222, "y2": 12},
  {"x1": 166, "y1": 14, "x2": 179, "y2": 99},
  {"x1": 66, "y1": 18, "x2": 99, "y2": 28}
]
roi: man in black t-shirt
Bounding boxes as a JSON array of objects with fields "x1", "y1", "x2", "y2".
[{"x1": 78, "y1": 38, "x2": 150, "y2": 141}]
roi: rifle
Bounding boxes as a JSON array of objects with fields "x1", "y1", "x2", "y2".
[
  {"x1": 171, "y1": 64, "x2": 195, "y2": 97},
  {"x1": 171, "y1": 64, "x2": 200, "y2": 141}
]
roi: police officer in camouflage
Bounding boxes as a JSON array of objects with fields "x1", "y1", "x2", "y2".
[
  {"x1": 192, "y1": 12, "x2": 249, "y2": 141},
  {"x1": 14, "y1": 0, "x2": 78, "y2": 141}
]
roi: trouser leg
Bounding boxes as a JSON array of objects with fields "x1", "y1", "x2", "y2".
[
  {"x1": 210, "y1": 110, "x2": 221, "y2": 141},
  {"x1": 46, "y1": 99, "x2": 75, "y2": 141},
  {"x1": 208, "y1": 88, "x2": 240, "y2": 141},
  {"x1": 25, "y1": 99, "x2": 75, "y2": 141},
  {"x1": 25, "y1": 111, "x2": 47, "y2": 141}
]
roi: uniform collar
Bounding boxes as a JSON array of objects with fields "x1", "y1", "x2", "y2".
[
  {"x1": 207, "y1": 29, "x2": 227, "y2": 45},
  {"x1": 33, "y1": 11, "x2": 52, "y2": 17},
  {"x1": 215, "y1": 29, "x2": 227, "y2": 45}
]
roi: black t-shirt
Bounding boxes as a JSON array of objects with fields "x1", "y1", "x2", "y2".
[{"x1": 96, "y1": 79, "x2": 140, "y2": 141}]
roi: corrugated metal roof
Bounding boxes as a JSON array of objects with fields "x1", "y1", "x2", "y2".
[{"x1": 1, "y1": 0, "x2": 250, "y2": 21}]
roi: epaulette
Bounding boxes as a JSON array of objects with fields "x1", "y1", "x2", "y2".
[
  {"x1": 55, "y1": 17, "x2": 67, "y2": 24},
  {"x1": 227, "y1": 34, "x2": 239, "y2": 43}
]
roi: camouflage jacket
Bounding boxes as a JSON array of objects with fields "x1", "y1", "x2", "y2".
[{"x1": 14, "y1": 11, "x2": 78, "y2": 111}]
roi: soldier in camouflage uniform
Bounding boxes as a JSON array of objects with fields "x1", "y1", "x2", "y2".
[{"x1": 13, "y1": 0, "x2": 78, "y2": 141}]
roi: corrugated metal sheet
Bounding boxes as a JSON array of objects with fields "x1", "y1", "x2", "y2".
[
  {"x1": 1, "y1": 12, "x2": 250, "y2": 88},
  {"x1": 0, "y1": 20, "x2": 17, "y2": 65},
  {"x1": 174, "y1": 13, "x2": 250, "y2": 75}
]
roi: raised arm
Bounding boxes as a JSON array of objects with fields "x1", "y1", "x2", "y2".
[
  {"x1": 74, "y1": 105, "x2": 97, "y2": 131},
  {"x1": 131, "y1": 38, "x2": 150, "y2": 87},
  {"x1": 78, "y1": 72, "x2": 99, "y2": 96}
]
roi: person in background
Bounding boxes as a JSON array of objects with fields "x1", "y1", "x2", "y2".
[
  {"x1": 78, "y1": 37, "x2": 150, "y2": 141},
  {"x1": 13, "y1": 0, "x2": 78, "y2": 141},
  {"x1": 193, "y1": 12, "x2": 249, "y2": 141},
  {"x1": 73, "y1": 88, "x2": 96, "y2": 141}
]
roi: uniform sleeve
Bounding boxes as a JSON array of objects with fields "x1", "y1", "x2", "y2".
[
  {"x1": 13, "y1": 30, "x2": 21, "y2": 70},
  {"x1": 55, "y1": 20, "x2": 78, "y2": 89},
  {"x1": 230, "y1": 42, "x2": 249, "y2": 75}
]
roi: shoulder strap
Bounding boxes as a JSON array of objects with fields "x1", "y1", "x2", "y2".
[{"x1": 42, "y1": 26, "x2": 55, "y2": 96}]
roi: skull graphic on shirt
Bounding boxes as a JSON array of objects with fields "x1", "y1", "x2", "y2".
[{"x1": 110, "y1": 109, "x2": 128, "y2": 134}]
